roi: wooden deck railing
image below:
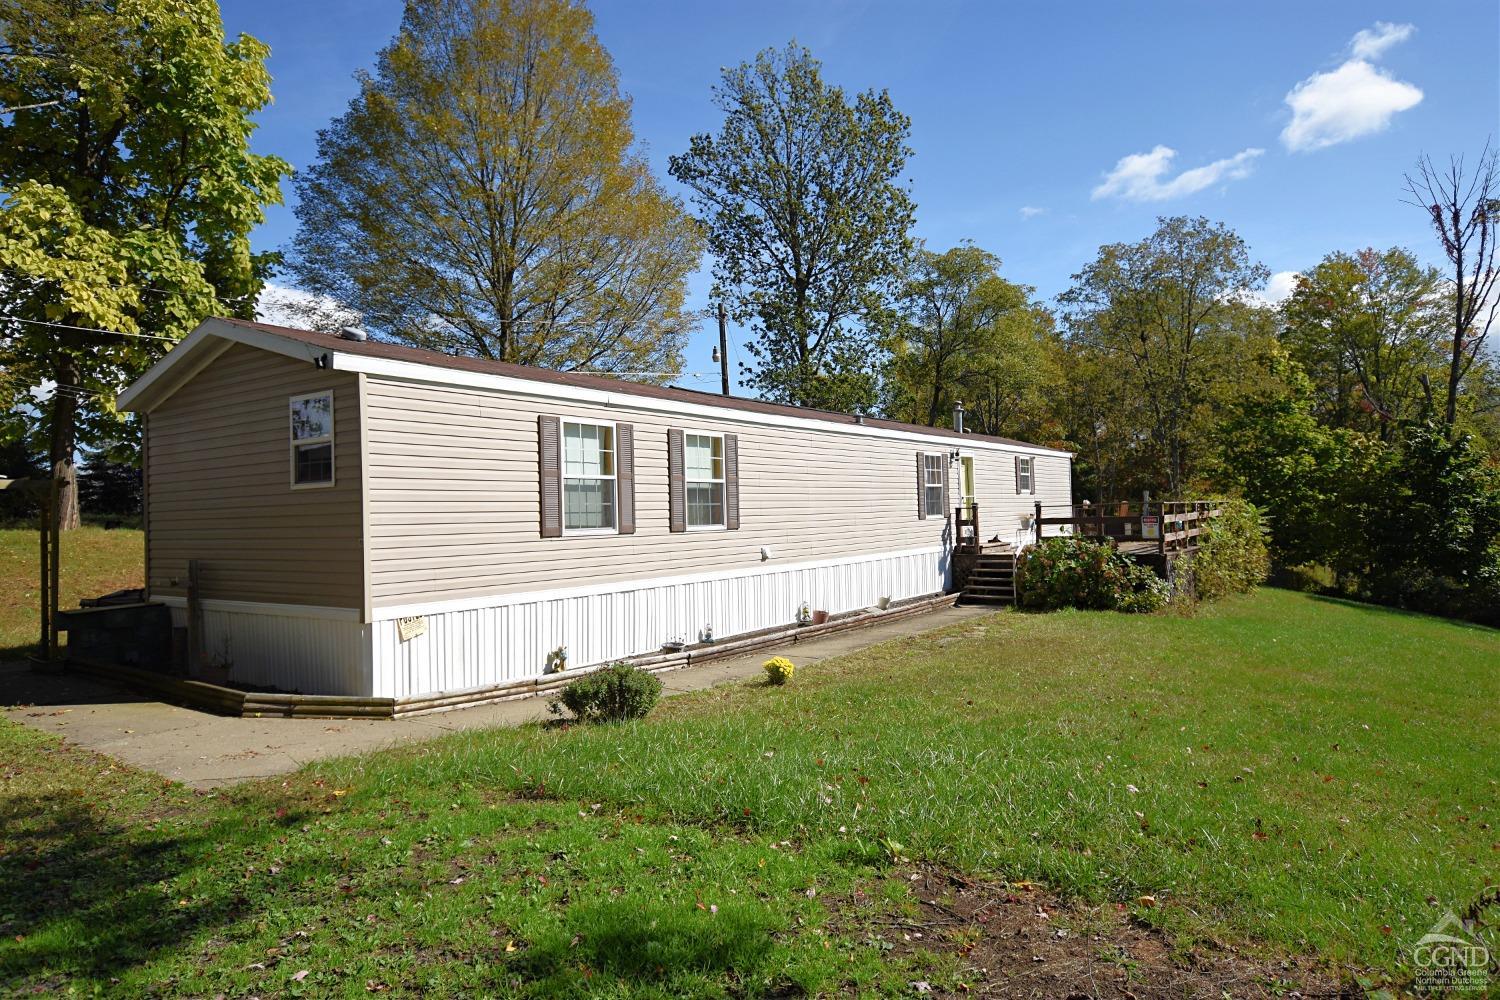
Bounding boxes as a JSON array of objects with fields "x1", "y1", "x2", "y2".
[
  {"x1": 1032, "y1": 500, "x2": 1222, "y2": 557},
  {"x1": 954, "y1": 504, "x2": 980, "y2": 554}
]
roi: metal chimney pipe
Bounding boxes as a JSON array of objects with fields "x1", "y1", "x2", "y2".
[{"x1": 953, "y1": 400, "x2": 965, "y2": 434}]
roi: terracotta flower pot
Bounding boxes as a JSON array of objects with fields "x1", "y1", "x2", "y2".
[{"x1": 811, "y1": 609, "x2": 830, "y2": 625}]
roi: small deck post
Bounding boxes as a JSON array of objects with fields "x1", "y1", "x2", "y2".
[{"x1": 1034, "y1": 501, "x2": 1042, "y2": 544}]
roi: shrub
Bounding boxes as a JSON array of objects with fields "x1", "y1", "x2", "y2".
[
  {"x1": 550, "y1": 662, "x2": 662, "y2": 723},
  {"x1": 762, "y1": 656, "x2": 795, "y2": 685},
  {"x1": 1193, "y1": 498, "x2": 1270, "y2": 601},
  {"x1": 1015, "y1": 536, "x2": 1168, "y2": 613}
]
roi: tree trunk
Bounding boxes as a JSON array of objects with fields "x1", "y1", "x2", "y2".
[
  {"x1": 50, "y1": 355, "x2": 82, "y2": 532},
  {"x1": 1445, "y1": 267, "x2": 1464, "y2": 427}
]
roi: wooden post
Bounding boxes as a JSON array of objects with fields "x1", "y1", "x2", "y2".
[
  {"x1": 1034, "y1": 500, "x2": 1042, "y2": 544},
  {"x1": 716, "y1": 302, "x2": 730, "y2": 397},
  {"x1": 38, "y1": 490, "x2": 50, "y2": 658},
  {"x1": 46, "y1": 476, "x2": 59, "y2": 661},
  {"x1": 186, "y1": 558, "x2": 203, "y2": 676}
]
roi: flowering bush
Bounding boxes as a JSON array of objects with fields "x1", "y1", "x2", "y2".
[
  {"x1": 1015, "y1": 537, "x2": 1169, "y2": 613},
  {"x1": 763, "y1": 656, "x2": 795, "y2": 685}
]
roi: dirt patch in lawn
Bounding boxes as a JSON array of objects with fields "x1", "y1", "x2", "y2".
[{"x1": 840, "y1": 866, "x2": 1360, "y2": 999}]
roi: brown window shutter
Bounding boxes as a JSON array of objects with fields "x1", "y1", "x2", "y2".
[
  {"x1": 1014, "y1": 455, "x2": 1022, "y2": 495},
  {"x1": 916, "y1": 453, "x2": 926, "y2": 519},
  {"x1": 668, "y1": 428, "x2": 686, "y2": 533},
  {"x1": 538, "y1": 415, "x2": 562, "y2": 537},
  {"x1": 616, "y1": 423, "x2": 635, "y2": 534},
  {"x1": 724, "y1": 433, "x2": 740, "y2": 530},
  {"x1": 1029, "y1": 458, "x2": 1037, "y2": 496},
  {"x1": 941, "y1": 454, "x2": 951, "y2": 519}
]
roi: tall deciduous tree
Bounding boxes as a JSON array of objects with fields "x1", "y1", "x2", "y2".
[
  {"x1": 669, "y1": 43, "x2": 915, "y2": 411},
  {"x1": 0, "y1": 0, "x2": 288, "y2": 528},
  {"x1": 1059, "y1": 216, "x2": 1270, "y2": 495},
  {"x1": 1404, "y1": 146, "x2": 1500, "y2": 428},
  {"x1": 1280, "y1": 247, "x2": 1447, "y2": 438},
  {"x1": 291, "y1": 0, "x2": 702, "y2": 376},
  {"x1": 881, "y1": 244, "x2": 1061, "y2": 442}
]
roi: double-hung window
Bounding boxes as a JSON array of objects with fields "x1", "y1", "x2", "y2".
[
  {"x1": 1016, "y1": 456, "x2": 1034, "y2": 494},
  {"x1": 289, "y1": 391, "x2": 334, "y2": 487},
  {"x1": 562, "y1": 421, "x2": 616, "y2": 530},
  {"x1": 922, "y1": 453, "x2": 945, "y2": 517},
  {"x1": 685, "y1": 432, "x2": 725, "y2": 528}
]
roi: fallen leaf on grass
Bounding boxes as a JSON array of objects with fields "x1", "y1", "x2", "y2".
[{"x1": 291, "y1": 969, "x2": 309, "y2": 982}]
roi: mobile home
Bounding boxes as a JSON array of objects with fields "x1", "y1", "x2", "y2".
[{"x1": 116, "y1": 317, "x2": 1073, "y2": 701}]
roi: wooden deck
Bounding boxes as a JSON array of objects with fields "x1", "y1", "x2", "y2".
[{"x1": 1032, "y1": 500, "x2": 1222, "y2": 562}]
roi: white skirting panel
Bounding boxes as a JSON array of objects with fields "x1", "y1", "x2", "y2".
[
  {"x1": 369, "y1": 546, "x2": 950, "y2": 699},
  {"x1": 163, "y1": 601, "x2": 372, "y2": 697}
]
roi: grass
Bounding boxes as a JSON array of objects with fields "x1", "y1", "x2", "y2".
[
  {"x1": 0, "y1": 527, "x2": 143, "y2": 660},
  {"x1": 1, "y1": 558, "x2": 1497, "y2": 993}
]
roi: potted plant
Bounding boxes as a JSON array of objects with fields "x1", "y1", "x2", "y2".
[{"x1": 796, "y1": 602, "x2": 812, "y2": 626}]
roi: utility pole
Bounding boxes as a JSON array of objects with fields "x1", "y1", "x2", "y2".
[{"x1": 716, "y1": 302, "x2": 730, "y2": 396}]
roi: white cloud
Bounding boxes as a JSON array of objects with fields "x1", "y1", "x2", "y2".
[
  {"x1": 1091, "y1": 145, "x2": 1264, "y2": 202},
  {"x1": 1263, "y1": 270, "x2": 1301, "y2": 304},
  {"x1": 1281, "y1": 24, "x2": 1422, "y2": 152},
  {"x1": 1236, "y1": 270, "x2": 1301, "y2": 307},
  {"x1": 255, "y1": 283, "x2": 361, "y2": 333},
  {"x1": 1349, "y1": 21, "x2": 1415, "y2": 60},
  {"x1": 1018, "y1": 205, "x2": 1046, "y2": 219}
]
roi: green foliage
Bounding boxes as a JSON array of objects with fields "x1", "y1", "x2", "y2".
[
  {"x1": 1015, "y1": 536, "x2": 1169, "y2": 613},
  {"x1": 879, "y1": 243, "x2": 1064, "y2": 442},
  {"x1": 1280, "y1": 248, "x2": 1447, "y2": 437},
  {"x1": 669, "y1": 42, "x2": 915, "y2": 412},
  {"x1": 1216, "y1": 346, "x2": 1387, "y2": 571},
  {"x1": 1059, "y1": 216, "x2": 1272, "y2": 497},
  {"x1": 1359, "y1": 424, "x2": 1500, "y2": 625},
  {"x1": 0, "y1": 0, "x2": 289, "y2": 522},
  {"x1": 1192, "y1": 499, "x2": 1270, "y2": 601},
  {"x1": 291, "y1": 0, "x2": 701, "y2": 375},
  {"x1": 550, "y1": 662, "x2": 663, "y2": 723}
]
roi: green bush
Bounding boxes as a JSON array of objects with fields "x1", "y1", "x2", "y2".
[
  {"x1": 550, "y1": 662, "x2": 663, "y2": 723},
  {"x1": 1193, "y1": 498, "x2": 1270, "y2": 601},
  {"x1": 1015, "y1": 536, "x2": 1169, "y2": 613}
]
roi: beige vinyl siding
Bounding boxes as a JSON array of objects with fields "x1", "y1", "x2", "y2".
[
  {"x1": 363, "y1": 376, "x2": 1071, "y2": 607},
  {"x1": 146, "y1": 343, "x2": 364, "y2": 607},
  {"x1": 970, "y1": 450, "x2": 1071, "y2": 538}
]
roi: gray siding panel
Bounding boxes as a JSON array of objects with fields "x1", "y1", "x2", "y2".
[{"x1": 146, "y1": 343, "x2": 363, "y2": 607}]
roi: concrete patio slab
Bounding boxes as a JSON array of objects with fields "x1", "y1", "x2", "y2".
[{"x1": 3, "y1": 602, "x2": 994, "y2": 789}]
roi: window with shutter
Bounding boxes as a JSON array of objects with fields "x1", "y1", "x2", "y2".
[
  {"x1": 561, "y1": 421, "x2": 617, "y2": 531},
  {"x1": 668, "y1": 428, "x2": 686, "y2": 533},
  {"x1": 538, "y1": 415, "x2": 562, "y2": 537},
  {"x1": 724, "y1": 433, "x2": 740, "y2": 530},
  {"x1": 684, "y1": 432, "x2": 726, "y2": 527},
  {"x1": 616, "y1": 423, "x2": 635, "y2": 534},
  {"x1": 922, "y1": 454, "x2": 946, "y2": 517},
  {"x1": 1016, "y1": 456, "x2": 1034, "y2": 495}
]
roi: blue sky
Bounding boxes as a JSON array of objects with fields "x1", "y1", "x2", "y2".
[{"x1": 225, "y1": 0, "x2": 1499, "y2": 390}]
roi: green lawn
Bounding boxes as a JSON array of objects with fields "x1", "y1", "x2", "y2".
[
  {"x1": 1, "y1": 586, "x2": 1496, "y2": 996},
  {"x1": 0, "y1": 527, "x2": 144, "y2": 660}
]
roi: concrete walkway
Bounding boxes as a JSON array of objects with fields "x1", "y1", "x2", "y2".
[{"x1": 3, "y1": 602, "x2": 993, "y2": 789}]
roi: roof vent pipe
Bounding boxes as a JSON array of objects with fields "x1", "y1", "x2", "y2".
[
  {"x1": 953, "y1": 400, "x2": 965, "y2": 434},
  {"x1": 339, "y1": 326, "x2": 369, "y2": 342}
]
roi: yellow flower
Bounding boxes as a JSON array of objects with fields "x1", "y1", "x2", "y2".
[{"x1": 762, "y1": 656, "x2": 795, "y2": 685}]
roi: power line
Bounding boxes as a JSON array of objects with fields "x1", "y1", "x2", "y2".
[{"x1": 0, "y1": 315, "x2": 178, "y2": 341}]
